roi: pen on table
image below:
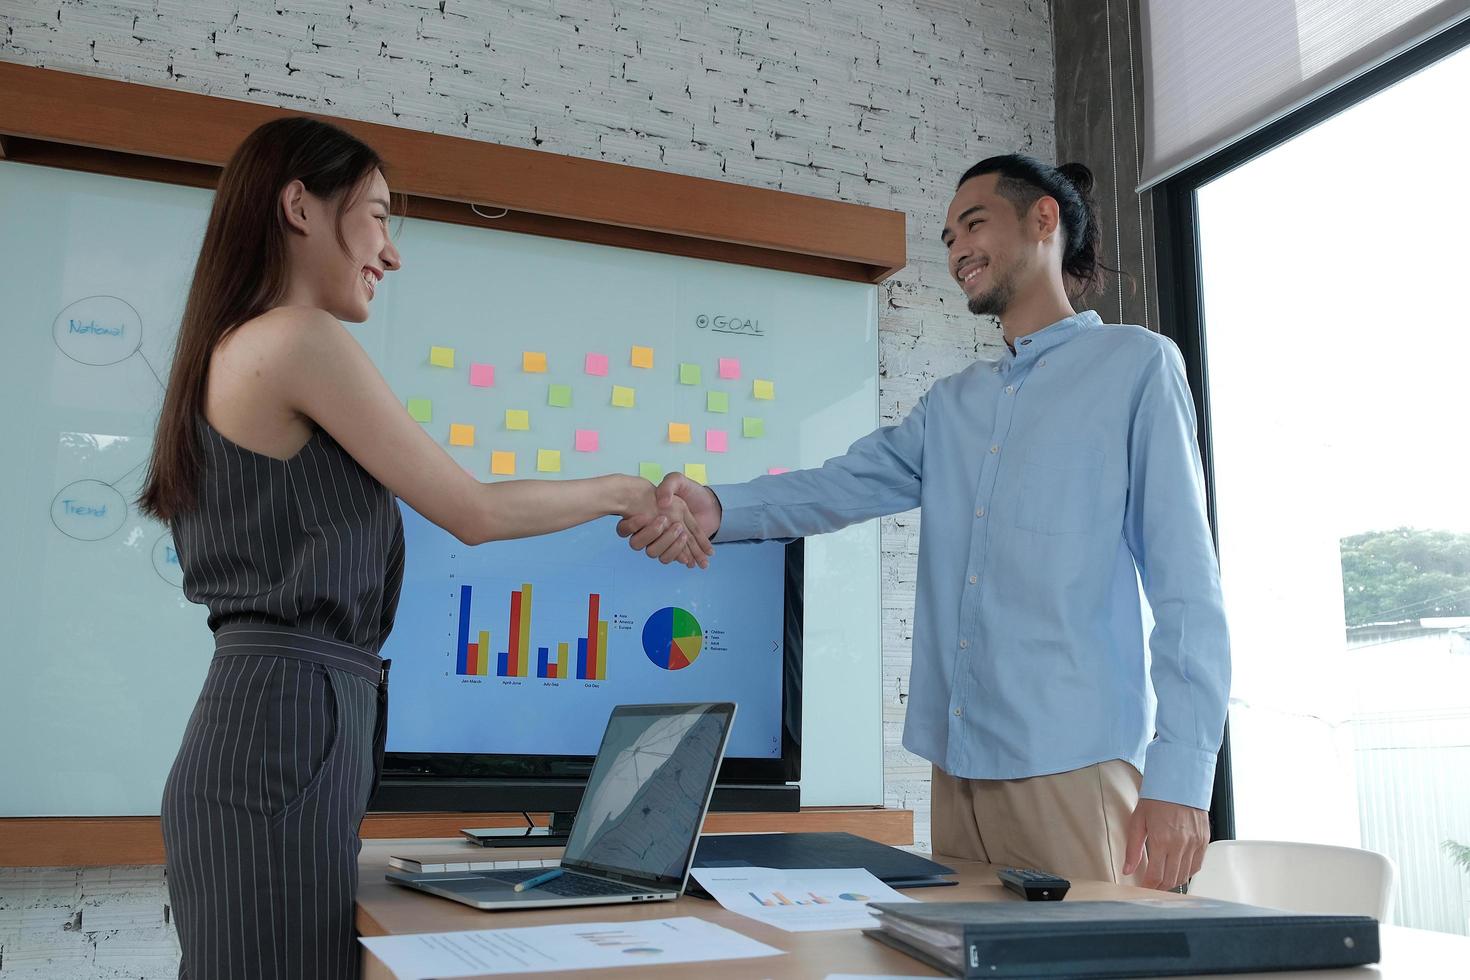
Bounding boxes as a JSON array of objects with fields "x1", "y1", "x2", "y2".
[{"x1": 513, "y1": 868, "x2": 564, "y2": 892}]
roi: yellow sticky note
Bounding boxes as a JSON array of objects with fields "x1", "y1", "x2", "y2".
[
  {"x1": 429, "y1": 346, "x2": 456, "y2": 368},
  {"x1": 668, "y1": 422, "x2": 692, "y2": 444},
  {"x1": 753, "y1": 378, "x2": 775, "y2": 400},
  {"x1": 611, "y1": 385, "x2": 636, "y2": 408},
  {"x1": 523, "y1": 351, "x2": 548, "y2": 373},
  {"x1": 490, "y1": 451, "x2": 516, "y2": 475},
  {"x1": 448, "y1": 423, "x2": 475, "y2": 447},
  {"x1": 684, "y1": 463, "x2": 708, "y2": 485},
  {"x1": 631, "y1": 345, "x2": 655, "y2": 369},
  {"x1": 506, "y1": 409, "x2": 530, "y2": 430},
  {"x1": 537, "y1": 449, "x2": 561, "y2": 473}
]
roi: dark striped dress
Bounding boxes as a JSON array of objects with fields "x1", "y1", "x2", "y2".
[{"x1": 161, "y1": 417, "x2": 405, "y2": 980}]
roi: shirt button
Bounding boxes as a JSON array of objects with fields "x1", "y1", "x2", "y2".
[
  {"x1": 989, "y1": 445, "x2": 999, "y2": 454},
  {"x1": 1005, "y1": 385, "x2": 1014, "y2": 394},
  {"x1": 1039, "y1": 359, "x2": 1047, "y2": 367},
  {"x1": 968, "y1": 574, "x2": 978, "y2": 584},
  {"x1": 959, "y1": 638, "x2": 968, "y2": 648},
  {"x1": 991, "y1": 366, "x2": 1000, "y2": 373},
  {"x1": 975, "y1": 507, "x2": 986, "y2": 518},
  {"x1": 1020, "y1": 338, "x2": 1032, "y2": 345},
  {"x1": 954, "y1": 708, "x2": 963, "y2": 717}
]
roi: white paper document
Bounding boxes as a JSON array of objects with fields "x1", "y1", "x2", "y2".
[
  {"x1": 359, "y1": 915, "x2": 782, "y2": 979},
  {"x1": 691, "y1": 866, "x2": 917, "y2": 932}
]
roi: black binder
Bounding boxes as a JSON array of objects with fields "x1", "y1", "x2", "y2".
[
  {"x1": 688, "y1": 832, "x2": 956, "y2": 897},
  {"x1": 864, "y1": 898, "x2": 1380, "y2": 978}
]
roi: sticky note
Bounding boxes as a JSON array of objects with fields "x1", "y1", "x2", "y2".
[
  {"x1": 753, "y1": 378, "x2": 775, "y2": 400},
  {"x1": 469, "y1": 363, "x2": 495, "y2": 387},
  {"x1": 575, "y1": 429, "x2": 599, "y2": 452},
  {"x1": 506, "y1": 409, "x2": 530, "y2": 430},
  {"x1": 429, "y1": 346, "x2": 455, "y2": 368},
  {"x1": 585, "y1": 352, "x2": 609, "y2": 376},
  {"x1": 537, "y1": 449, "x2": 561, "y2": 473},
  {"x1": 706, "y1": 429, "x2": 728, "y2": 453},
  {"x1": 743, "y1": 416, "x2": 765, "y2": 438},
  {"x1": 668, "y1": 422, "x2": 692, "y2": 444},
  {"x1": 768, "y1": 467, "x2": 790, "y2": 475},
  {"x1": 523, "y1": 351, "x2": 548, "y2": 373},
  {"x1": 406, "y1": 398, "x2": 432, "y2": 422},
  {"x1": 718, "y1": 357, "x2": 741, "y2": 380},
  {"x1": 684, "y1": 463, "x2": 708, "y2": 485},
  {"x1": 631, "y1": 345, "x2": 654, "y2": 369},
  {"x1": 547, "y1": 384, "x2": 572, "y2": 407},
  {"x1": 449, "y1": 423, "x2": 475, "y2": 447},
  {"x1": 611, "y1": 385, "x2": 636, "y2": 408},
  {"x1": 639, "y1": 461, "x2": 663, "y2": 483},
  {"x1": 706, "y1": 391, "x2": 729, "y2": 413},
  {"x1": 491, "y1": 451, "x2": 516, "y2": 475},
  {"x1": 679, "y1": 362, "x2": 701, "y2": 385}
]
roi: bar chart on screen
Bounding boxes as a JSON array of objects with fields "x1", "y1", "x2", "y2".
[{"x1": 453, "y1": 581, "x2": 614, "y2": 682}]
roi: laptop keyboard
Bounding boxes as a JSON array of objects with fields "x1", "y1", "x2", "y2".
[{"x1": 485, "y1": 868, "x2": 644, "y2": 897}]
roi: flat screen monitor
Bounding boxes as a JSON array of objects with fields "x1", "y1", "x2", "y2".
[{"x1": 376, "y1": 505, "x2": 801, "y2": 808}]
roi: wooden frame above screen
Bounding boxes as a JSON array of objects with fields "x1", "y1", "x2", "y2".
[{"x1": 0, "y1": 61, "x2": 906, "y2": 283}]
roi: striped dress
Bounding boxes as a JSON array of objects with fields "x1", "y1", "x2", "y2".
[{"x1": 161, "y1": 417, "x2": 405, "y2": 980}]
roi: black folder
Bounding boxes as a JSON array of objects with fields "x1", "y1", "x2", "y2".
[
  {"x1": 865, "y1": 898, "x2": 1380, "y2": 978},
  {"x1": 688, "y1": 831, "x2": 956, "y2": 898}
]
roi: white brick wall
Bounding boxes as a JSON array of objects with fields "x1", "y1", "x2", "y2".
[{"x1": 0, "y1": 1, "x2": 1054, "y2": 973}]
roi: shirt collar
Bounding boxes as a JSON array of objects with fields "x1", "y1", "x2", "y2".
[{"x1": 1005, "y1": 309, "x2": 1101, "y2": 362}]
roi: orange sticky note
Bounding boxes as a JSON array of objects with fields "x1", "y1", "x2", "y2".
[
  {"x1": 668, "y1": 422, "x2": 692, "y2": 444},
  {"x1": 631, "y1": 345, "x2": 654, "y2": 369},
  {"x1": 523, "y1": 351, "x2": 548, "y2": 373},
  {"x1": 490, "y1": 451, "x2": 516, "y2": 475},
  {"x1": 449, "y1": 423, "x2": 475, "y2": 447}
]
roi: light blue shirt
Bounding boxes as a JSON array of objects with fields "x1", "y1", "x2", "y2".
[{"x1": 712, "y1": 311, "x2": 1230, "y2": 810}]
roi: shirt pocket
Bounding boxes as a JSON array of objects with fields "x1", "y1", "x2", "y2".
[{"x1": 1014, "y1": 441, "x2": 1105, "y2": 535}]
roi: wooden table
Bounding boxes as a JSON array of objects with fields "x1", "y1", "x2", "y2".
[{"x1": 357, "y1": 838, "x2": 1470, "y2": 978}]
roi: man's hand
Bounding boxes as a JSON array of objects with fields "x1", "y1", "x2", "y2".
[
  {"x1": 620, "y1": 476, "x2": 714, "y2": 568},
  {"x1": 617, "y1": 473, "x2": 722, "y2": 563},
  {"x1": 1123, "y1": 798, "x2": 1209, "y2": 891}
]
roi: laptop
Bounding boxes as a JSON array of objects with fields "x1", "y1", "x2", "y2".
[{"x1": 386, "y1": 701, "x2": 736, "y2": 910}]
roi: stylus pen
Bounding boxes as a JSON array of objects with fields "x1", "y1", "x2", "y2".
[{"x1": 512, "y1": 868, "x2": 564, "y2": 892}]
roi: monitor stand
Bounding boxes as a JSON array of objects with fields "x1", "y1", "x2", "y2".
[{"x1": 461, "y1": 811, "x2": 574, "y2": 848}]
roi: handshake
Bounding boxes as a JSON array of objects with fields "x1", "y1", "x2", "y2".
[{"x1": 616, "y1": 473, "x2": 722, "y2": 569}]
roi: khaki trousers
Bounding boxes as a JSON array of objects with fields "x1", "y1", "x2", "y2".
[{"x1": 930, "y1": 760, "x2": 1143, "y2": 885}]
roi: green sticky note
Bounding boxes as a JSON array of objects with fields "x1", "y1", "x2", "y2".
[
  {"x1": 547, "y1": 384, "x2": 572, "y2": 407},
  {"x1": 406, "y1": 398, "x2": 432, "y2": 423},
  {"x1": 679, "y1": 362, "x2": 701, "y2": 385},
  {"x1": 506, "y1": 409, "x2": 530, "y2": 431},
  {"x1": 639, "y1": 462, "x2": 663, "y2": 483},
  {"x1": 706, "y1": 391, "x2": 729, "y2": 413},
  {"x1": 743, "y1": 416, "x2": 765, "y2": 438},
  {"x1": 429, "y1": 346, "x2": 455, "y2": 368}
]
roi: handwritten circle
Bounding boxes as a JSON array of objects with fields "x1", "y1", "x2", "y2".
[
  {"x1": 50, "y1": 480, "x2": 128, "y2": 541},
  {"x1": 52, "y1": 296, "x2": 143, "y2": 366},
  {"x1": 152, "y1": 532, "x2": 185, "y2": 588},
  {"x1": 695, "y1": 314, "x2": 710, "y2": 329}
]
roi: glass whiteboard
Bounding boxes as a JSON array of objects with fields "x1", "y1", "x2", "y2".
[{"x1": 0, "y1": 160, "x2": 881, "y2": 815}]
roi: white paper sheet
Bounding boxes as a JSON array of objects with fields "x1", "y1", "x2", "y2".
[
  {"x1": 690, "y1": 866, "x2": 918, "y2": 932},
  {"x1": 359, "y1": 915, "x2": 782, "y2": 979}
]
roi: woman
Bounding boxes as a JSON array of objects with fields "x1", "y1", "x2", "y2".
[{"x1": 138, "y1": 117, "x2": 711, "y2": 979}]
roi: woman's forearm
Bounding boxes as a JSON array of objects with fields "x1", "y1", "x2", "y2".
[{"x1": 465, "y1": 474, "x2": 644, "y2": 544}]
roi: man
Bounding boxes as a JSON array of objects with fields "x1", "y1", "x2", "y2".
[{"x1": 622, "y1": 154, "x2": 1230, "y2": 891}]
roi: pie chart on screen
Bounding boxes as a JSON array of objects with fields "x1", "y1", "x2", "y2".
[{"x1": 642, "y1": 607, "x2": 703, "y2": 670}]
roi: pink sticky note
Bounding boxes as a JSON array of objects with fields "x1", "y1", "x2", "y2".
[
  {"x1": 575, "y1": 429, "x2": 599, "y2": 452},
  {"x1": 585, "y1": 353, "x2": 609, "y2": 376},
  {"x1": 768, "y1": 467, "x2": 790, "y2": 475},
  {"x1": 469, "y1": 363, "x2": 495, "y2": 387},
  {"x1": 706, "y1": 429, "x2": 728, "y2": 453},
  {"x1": 718, "y1": 357, "x2": 741, "y2": 380}
]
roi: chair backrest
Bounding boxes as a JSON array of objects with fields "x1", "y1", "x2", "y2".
[{"x1": 1188, "y1": 839, "x2": 1397, "y2": 922}]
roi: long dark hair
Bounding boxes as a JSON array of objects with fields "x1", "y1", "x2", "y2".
[
  {"x1": 957, "y1": 154, "x2": 1111, "y2": 295},
  {"x1": 138, "y1": 117, "x2": 385, "y2": 521}
]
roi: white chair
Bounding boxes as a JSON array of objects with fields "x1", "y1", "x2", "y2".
[{"x1": 1187, "y1": 839, "x2": 1397, "y2": 922}]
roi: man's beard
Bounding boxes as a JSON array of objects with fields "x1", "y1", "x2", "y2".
[{"x1": 966, "y1": 262, "x2": 1019, "y2": 317}]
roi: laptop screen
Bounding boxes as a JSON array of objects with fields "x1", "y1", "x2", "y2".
[{"x1": 560, "y1": 702, "x2": 736, "y2": 889}]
